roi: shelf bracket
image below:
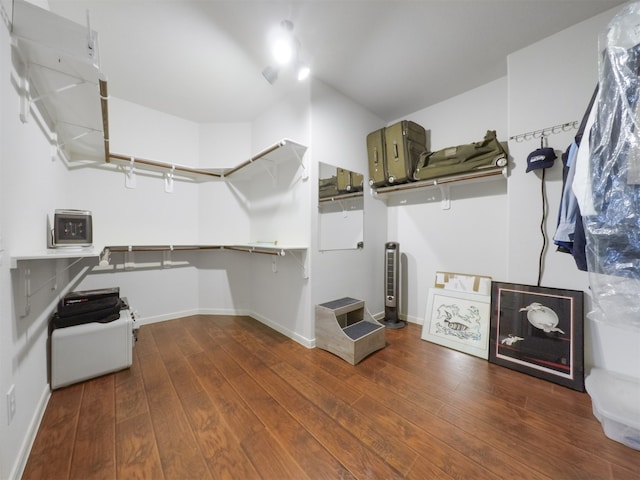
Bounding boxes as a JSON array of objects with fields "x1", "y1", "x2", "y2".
[
  {"x1": 259, "y1": 160, "x2": 278, "y2": 187},
  {"x1": 19, "y1": 68, "x2": 87, "y2": 124},
  {"x1": 164, "y1": 165, "x2": 175, "y2": 193},
  {"x1": 289, "y1": 142, "x2": 308, "y2": 181},
  {"x1": 436, "y1": 182, "x2": 451, "y2": 210},
  {"x1": 162, "y1": 247, "x2": 173, "y2": 268},
  {"x1": 125, "y1": 157, "x2": 137, "y2": 189},
  {"x1": 288, "y1": 250, "x2": 309, "y2": 279},
  {"x1": 124, "y1": 248, "x2": 135, "y2": 270},
  {"x1": 19, "y1": 71, "x2": 30, "y2": 123}
]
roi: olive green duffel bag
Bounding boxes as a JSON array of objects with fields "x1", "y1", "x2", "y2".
[{"x1": 413, "y1": 130, "x2": 508, "y2": 181}]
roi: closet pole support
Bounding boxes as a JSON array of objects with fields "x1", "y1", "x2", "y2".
[
  {"x1": 288, "y1": 140, "x2": 308, "y2": 180},
  {"x1": 436, "y1": 182, "x2": 451, "y2": 210},
  {"x1": 288, "y1": 250, "x2": 309, "y2": 279}
]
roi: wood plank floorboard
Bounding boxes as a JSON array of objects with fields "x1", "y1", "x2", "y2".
[{"x1": 23, "y1": 315, "x2": 640, "y2": 479}]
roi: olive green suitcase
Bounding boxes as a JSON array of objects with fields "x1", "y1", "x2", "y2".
[
  {"x1": 366, "y1": 128, "x2": 386, "y2": 188},
  {"x1": 319, "y1": 176, "x2": 339, "y2": 199},
  {"x1": 350, "y1": 172, "x2": 364, "y2": 191},
  {"x1": 337, "y1": 168, "x2": 364, "y2": 192},
  {"x1": 384, "y1": 120, "x2": 428, "y2": 185},
  {"x1": 413, "y1": 130, "x2": 508, "y2": 181}
]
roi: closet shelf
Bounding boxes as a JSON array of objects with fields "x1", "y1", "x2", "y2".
[
  {"x1": 12, "y1": 0, "x2": 109, "y2": 162},
  {"x1": 319, "y1": 191, "x2": 364, "y2": 203},
  {"x1": 372, "y1": 166, "x2": 507, "y2": 197}
]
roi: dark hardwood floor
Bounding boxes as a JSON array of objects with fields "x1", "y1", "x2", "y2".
[{"x1": 23, "y1": 315, "x2": 640, "y2": 479}]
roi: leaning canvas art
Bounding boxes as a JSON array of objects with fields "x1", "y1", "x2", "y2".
[
  {"x1": 422, "y1": 288, "x2": 491, "y2": 359},
  {"x1": 489, "y1": 282, "x2": 585, "y2": 391}
]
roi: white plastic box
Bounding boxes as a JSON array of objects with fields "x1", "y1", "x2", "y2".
[
  {"x1": 51, "y1": 309, "x2": 134, "y2": 389},
  {"x1": 585, "y1": 368, "x2": 640, "y2": 450}
]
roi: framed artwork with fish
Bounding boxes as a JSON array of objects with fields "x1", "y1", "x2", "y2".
[
  {"x1": 421, "y1": 288, "x2": 491, "y2": 359},
  {"x1": 489, "y1": 282, "x2": 584, "y2": 391}
]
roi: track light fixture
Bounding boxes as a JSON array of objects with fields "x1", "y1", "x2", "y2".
[{"x1": 263, "y1": 19, "x2": 310, "y2": 84}]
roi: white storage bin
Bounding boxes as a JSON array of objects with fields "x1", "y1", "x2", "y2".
[
  {"x1": 585, "y1": 368, "x2": 640, "y2": 450},
  {"x1": 51, "y1": 309, "x2": 134, "y2": 389}
]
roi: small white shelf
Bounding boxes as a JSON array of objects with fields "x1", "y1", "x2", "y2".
[{"x1": 10, "y1": 248, "x2": 101, "y2": 269}]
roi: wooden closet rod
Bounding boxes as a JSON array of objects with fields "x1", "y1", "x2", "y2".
[
  {"x1": 108, "y1": 153, "x2": 222, "y2": 178},
  {"x1": 99, "y1": 77, "x2": 110, "y2": 162}
]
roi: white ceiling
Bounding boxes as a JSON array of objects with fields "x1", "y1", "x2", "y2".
[{"x1": 47, "y1": 0, "x2": 627, "y2": 124}]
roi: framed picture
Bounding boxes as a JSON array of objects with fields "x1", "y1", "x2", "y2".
[
  {"x1": 421, "y1": 288, "x2": 491, "y2": 359},
  {"x1": 489, "y1": 282, "x2": 584, "y2": 391}
]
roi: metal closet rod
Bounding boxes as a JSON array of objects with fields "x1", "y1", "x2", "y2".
[{"x1": 107, "y1": 153, "x2": 222, "y2": 178}]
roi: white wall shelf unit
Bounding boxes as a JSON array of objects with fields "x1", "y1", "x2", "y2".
[
  {"x1": 101, "y1": 244, "x2": 309, "y2": 277},
  {"x1": 371, "y1": 166, "x2": 507, "y2": 209},
  {"x1": 11, "y1": 0, "x2": 109, "y2": 162},
  {"x1": 106, "y1": 138, "x2": 307, "y2": 182}
]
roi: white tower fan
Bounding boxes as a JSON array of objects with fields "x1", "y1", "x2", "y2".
[{"x1": 381, "y1": 242, "x2": 405, "y2": 328}]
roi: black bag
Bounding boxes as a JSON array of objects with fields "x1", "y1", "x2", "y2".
[
  {"x1": 54, "y1": 287, "x2": 122, "y2": 328},
  {"x1": 413, "y1": 130, "x2": 508, "y2": 181},
  {"x1": 53, "y1": 301, "x2": 122, "y2": 328}
]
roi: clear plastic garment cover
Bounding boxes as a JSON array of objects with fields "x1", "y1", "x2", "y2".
[{"x1": 582, "y1": 2, "x2": 640, "y2": 330}]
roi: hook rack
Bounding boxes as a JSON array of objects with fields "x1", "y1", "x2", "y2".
[{"x1": 509, "y1": 121, "x2": 579, "y2": 143}]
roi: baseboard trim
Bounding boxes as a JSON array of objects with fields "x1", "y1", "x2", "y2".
[
  {"x1": 10, "y1": 384, "x2": 50, "y2": 480},
  {"x1": 135, "y1": 308, "x2": 314, "y2": 348},
  {"x1": 248, "y1": 310, "x2": 314, "y2": 349}
]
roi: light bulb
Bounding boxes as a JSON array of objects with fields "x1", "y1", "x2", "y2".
[
  {"x1": 297, "y1": 63, "x2": 310, "y2": 81},
  {"x1": 272, "y1": 38, "x2": 293, "y2": 65}
]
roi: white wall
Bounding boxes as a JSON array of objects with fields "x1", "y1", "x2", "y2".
[
  {"x1": 239, "y1": 83, "x2": 314, "y2": 344},
  {"x1": 506, "y1": 6, "x2": 639, "y2": 379},
  {"x1": 3, "y1": 3, "x2": 639, "y2": 478},
  {"x1": 386, "y1": 78, "x2": 509, "y2": 324},
  {"x1": 198, "y1": 123, "x2": 251, "y2": 244},
  {"x1": 310, "y1": 79, "x2": 388, "y2": 317},
  {"x1": 0, "y1": 9, "x2": 87, "y2": 476}
]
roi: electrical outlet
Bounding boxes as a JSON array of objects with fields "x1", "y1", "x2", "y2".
[{"x1": 7, "y1": 384, "x2": 16, "y2": 425}]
